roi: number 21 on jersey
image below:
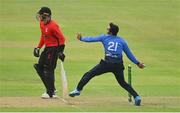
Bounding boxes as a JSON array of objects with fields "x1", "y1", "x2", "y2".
[{"x1": 108, "y1": 42, "x2": 118, "y2": 52}]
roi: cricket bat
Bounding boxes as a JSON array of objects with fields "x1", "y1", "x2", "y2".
[{"x1": 60, "y1": 61, "x2": 68, "y2": 98}]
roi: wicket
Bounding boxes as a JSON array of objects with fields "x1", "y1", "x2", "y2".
[{"x1": 128, "y1": 64, "x2": 132, "y2": 102}]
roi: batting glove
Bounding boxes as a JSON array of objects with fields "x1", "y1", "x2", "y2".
[
  {"x1": 58, "y1": 52, "x2": 65, "y2": 62},
  {"x1": 34, "y1": 48, "x2": 40, "y2": 57}
]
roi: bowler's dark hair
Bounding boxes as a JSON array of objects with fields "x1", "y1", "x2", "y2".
[{"x1": 109, "y1": 23, "x2": 119, "y2": 36}]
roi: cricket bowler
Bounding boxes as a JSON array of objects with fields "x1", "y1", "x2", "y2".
[
  {"x1": 33, "y1": 7, "x2": 66, "y2": 99},
  {"x1": 69, "y1": 23, "x2": 145, "y2": 106}
]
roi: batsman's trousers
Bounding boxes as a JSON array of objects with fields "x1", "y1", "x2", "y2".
[
  {"x1": 36, "y1": 46, "x2": 58, "y2": 97},
  {"x1": 77, "y1": 59, "x2": 139, "y2": 98}
]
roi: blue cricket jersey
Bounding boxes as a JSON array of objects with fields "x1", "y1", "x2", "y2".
[{"x1": 80, "y1": 34, "x2": 139, "y2": 64}]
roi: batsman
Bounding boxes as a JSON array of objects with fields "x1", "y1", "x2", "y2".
[
  {"x1": 33, "y1": 7, "x2": 66, "y2": 99},
  {"x1": 69, "y1": 23, "x2": 145, "y2": 106}
]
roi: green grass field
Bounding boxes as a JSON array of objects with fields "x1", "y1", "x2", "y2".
[{"x1": 0, "y1": 0, "x2": 180, "y2": 112}]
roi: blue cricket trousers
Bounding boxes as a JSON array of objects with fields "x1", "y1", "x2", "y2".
[{"x1": 77, "y1": 59, "x2": 139, "y2": 98}]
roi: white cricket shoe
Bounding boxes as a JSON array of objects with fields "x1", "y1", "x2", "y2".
[
  {"x1": 41, "y1": 92, "x2": 58, "y2": 99},
  {"x1": 42, "y1": 90, "x2": 58, "y2": 95}
]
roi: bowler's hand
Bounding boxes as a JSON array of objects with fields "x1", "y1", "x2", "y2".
[
  {"x1": 137, "y1": 62, "x2": 146, "y2": 69},
  {"x1": 34, "y1": 48, "x2": 40, "y2": 57},
  {"x1": 76, "y1": 33, "x2": 82, "y2": 40}
]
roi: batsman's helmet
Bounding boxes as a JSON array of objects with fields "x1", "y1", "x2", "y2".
[
  {"x1": 109, "y1": 23, "x2": 119, "y2": 36},
  {"x1": 38, "y1": 7, "x2": 51, "y2": 16}
]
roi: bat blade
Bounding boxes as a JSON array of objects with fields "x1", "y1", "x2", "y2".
[{"x1": 60, "y1": 61, "x2": 68, "y2": 98}]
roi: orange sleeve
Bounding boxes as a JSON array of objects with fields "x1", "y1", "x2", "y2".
[
  {"x1": 37, "y1": 22, "x2": 44, "y2": 48},
  {"x1": 37, "y1": 34, "x2": 44, "y2": 48},
  {"x1": 53, "y1": 24, "x2": 65, "y2": 45}
]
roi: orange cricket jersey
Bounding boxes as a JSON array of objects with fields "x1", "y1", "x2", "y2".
[{"x1": 37, "y1": 20, "x2": 65, "y2": 48}]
